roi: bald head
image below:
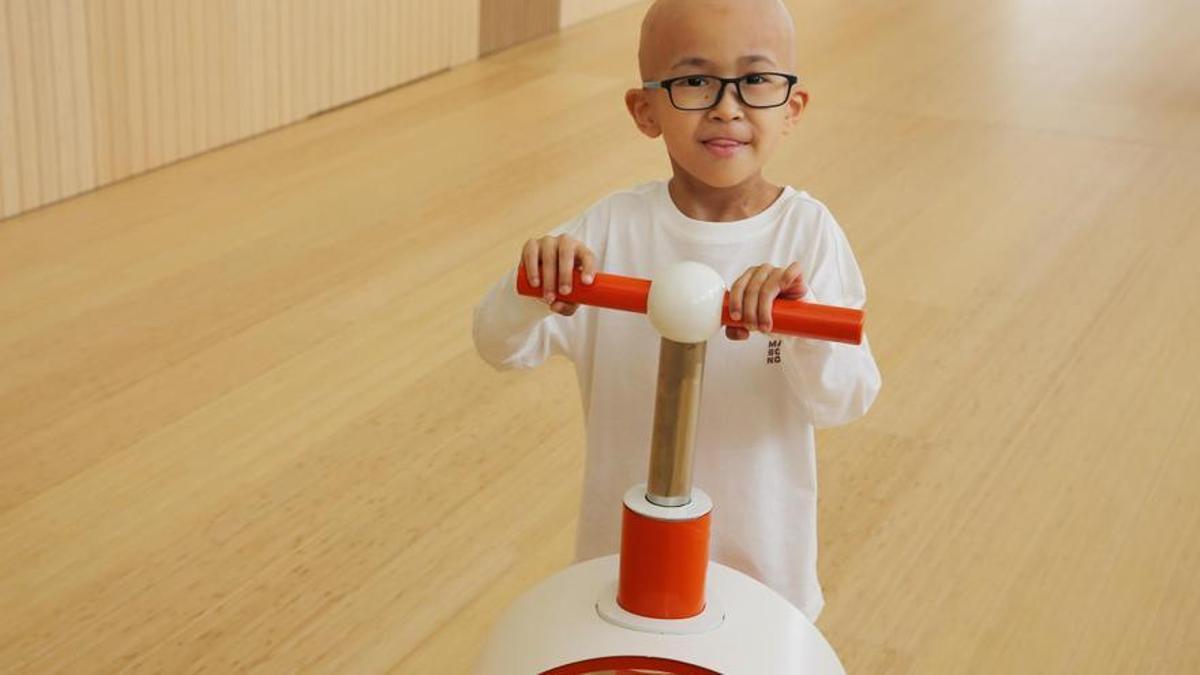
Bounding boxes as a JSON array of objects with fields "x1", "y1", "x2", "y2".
[{"x1": 637, "y1": 0, "x2": 796, "y2": 80}]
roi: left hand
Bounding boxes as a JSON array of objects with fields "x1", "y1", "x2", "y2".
[{"x1": 726, "y1": 262, "x2": 807, "y2": 340}]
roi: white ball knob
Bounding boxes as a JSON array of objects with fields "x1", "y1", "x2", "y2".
[{"x1": 647, "y1": 262, "x2": 727, "y2": 343}]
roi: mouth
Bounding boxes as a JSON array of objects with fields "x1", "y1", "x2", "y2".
[{"x1": 700, "y1": 138, "x2": 749, "y2": 158}]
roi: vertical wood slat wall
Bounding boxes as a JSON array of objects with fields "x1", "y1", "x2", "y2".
[
  {"x1": 479, "y1": 0, "x2": 558, "y2": 57},
  {"x1": 0, "y1": 0, "x2": 631, "y2": 221}
]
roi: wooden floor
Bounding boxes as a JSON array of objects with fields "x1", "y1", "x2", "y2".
[{"x1": 2, "y1": 0, "x2": 1198, "y2": 672}]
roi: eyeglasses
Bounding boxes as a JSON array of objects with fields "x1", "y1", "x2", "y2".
[{"x1": 642, "y1": 72, "x2": 800, "y2": 111}]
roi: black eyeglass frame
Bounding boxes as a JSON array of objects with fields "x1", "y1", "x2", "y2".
[{"x1": 642, "y1": 72, "x2": 801, "y2": 111}]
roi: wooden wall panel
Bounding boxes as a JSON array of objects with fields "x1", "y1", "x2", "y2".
[
  {"x1": 67, "y1": 0, "x2": 95, "y2": 194},
  {"x1": 0, "y1": 1, "x2": 21, "y2": 218},
  {"x1": 0, "y1": 0, "x2": 482, "y2": 220},
  {"x1": 479, "y1": 0, "x2": 559, "y2": 56},
  {"x1": 48, "y1": 1, "x2": 78, "y2": 199},
  {"x1": 126, "y1": 1, "x2": 147, "y2": 174},
  {"x1": 29, "y1": 2, "x2": 61, "y2": 205},
  {"x1": 7, "y1": 1, "x2": 41, "y2": 209},
  {"x1": 449, "y1": 0, "x2": 481, "y2": 67}
]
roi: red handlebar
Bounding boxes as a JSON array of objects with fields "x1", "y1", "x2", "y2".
[{"x1": 515, "y1": 263, "x2": 864, "y2": 345}]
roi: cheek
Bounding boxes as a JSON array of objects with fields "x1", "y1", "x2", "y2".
[
  {"x1": 660, "y1": 122, "x2": 700, "y2": 152},
  {"x1": 751, "y1": 116, "x2": 786, "y2": 149}
]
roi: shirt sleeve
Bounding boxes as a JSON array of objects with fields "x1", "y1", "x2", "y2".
[
  {"x1": 779, "y1": 206, "x2": 882, "y2": 429},
  {"x1": 471, "y1": 214, "x2": 588, "y2": 371}
]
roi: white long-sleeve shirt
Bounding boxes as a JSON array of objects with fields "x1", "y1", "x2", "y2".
[{"x1": 472, "y1": 179, "x2": 881, "y2": 620}]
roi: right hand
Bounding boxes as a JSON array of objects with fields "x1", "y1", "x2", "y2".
[{"x1": 521, "y1": 234, "x2": 597, "y2": 316}]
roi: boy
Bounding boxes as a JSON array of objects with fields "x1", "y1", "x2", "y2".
[{"x1": 472, "y1": 0, "x2": 880, "y2": 622}]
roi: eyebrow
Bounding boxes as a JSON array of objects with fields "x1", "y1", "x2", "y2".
[{"x1": 668, "y1": 54, "x2": 777, "y2": 71}]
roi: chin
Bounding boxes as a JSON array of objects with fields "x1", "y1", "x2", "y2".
[
  {"x1": 691, "y1": 168, "x2": 759, "y2": 189},
  {"x1": 667, "y1": 147, "x2": 763, "y2": 189}
]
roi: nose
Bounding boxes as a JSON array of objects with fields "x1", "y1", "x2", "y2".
[{"x1": 707, "y1": 81, "x2": 744, "y2": 121}]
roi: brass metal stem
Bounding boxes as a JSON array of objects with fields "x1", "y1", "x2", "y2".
[{"x1": 646, "y1": 338, "x2": 707, "y2": 507}]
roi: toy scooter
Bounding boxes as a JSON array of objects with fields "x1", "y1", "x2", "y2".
[{"x1": 475, "y1": 261, "x2": 862, "y2": 674}]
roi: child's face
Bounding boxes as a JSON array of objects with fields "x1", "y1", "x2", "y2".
[{"x1": 626, "y1": 0, "x2": 807, "y2": 189}]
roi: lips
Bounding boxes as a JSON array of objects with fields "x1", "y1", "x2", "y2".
[{"x1": 701, "y1": 137, "x2": 748, "y2": 158}]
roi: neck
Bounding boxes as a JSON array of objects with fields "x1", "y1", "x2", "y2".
[{"x1": 666, "y1": 167, "x2": 783, "y2": 222}]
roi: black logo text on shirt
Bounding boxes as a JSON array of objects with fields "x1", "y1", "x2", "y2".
[{"x1": 767, "y1": 339, "x2": 782, "y2": 365}]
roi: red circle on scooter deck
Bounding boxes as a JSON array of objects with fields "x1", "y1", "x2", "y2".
[
  {"x1": 617, "y1": 505, "x2": 711, "y2": 619},
  {"x1": 540, "y1": 655, "x2": 719, "y2": 674}
]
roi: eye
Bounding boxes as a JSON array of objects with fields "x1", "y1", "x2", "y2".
[
  {"x1": 679, "y1": 76, "x2": 712, "y2": 88},
  {"x1": 742, "y1": 74, "x2": 766, "y2": 85}
]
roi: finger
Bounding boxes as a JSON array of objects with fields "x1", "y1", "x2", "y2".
[
  {"x1": 557, "y1": 235, "x2": 576, "y2": 296},
  {"x1": 523, "y1": 239, "x2": 541, "y2": 288},
  {"x1": 743, "y1": 265, "x2": 774, "y2": 330},
  {"x1": 552, "y1": 301, "x2": 579, "y2": 316},
  {"x1": 779, "y1": 261, "x2": 806, "y2": 298},
  {"x1": 729, "y1": 271, "x2": 751, "y2": 322},
  {"x1": 725, "y1": 325, "x2": 750, "y2": 340},
  {"x1": 578, "y1": 247, "x2": 597, "y2": 285},
  {"x1": 757, "y1": 267, "x2": 787, "y2": 332},
  {"x1": 759, "y1": 269, "x2": 785, "y2": 333},
  {"x1": 540, "y1": 237, "x2": 558, "y2": 302}
]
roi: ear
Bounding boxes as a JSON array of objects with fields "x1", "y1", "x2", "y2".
[
  {"x1": 625, "y1": 88, "x2": 662, "y2": 138},
  {"x1": 781, "y1": 86, "x2": 808, "y2": 135}
]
